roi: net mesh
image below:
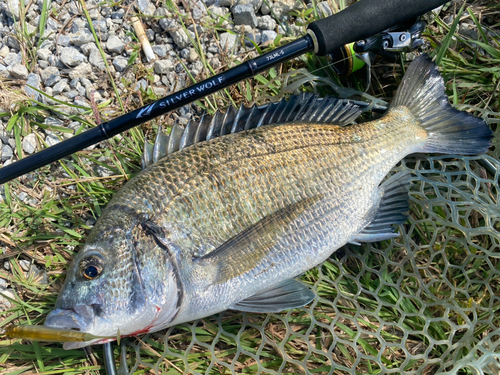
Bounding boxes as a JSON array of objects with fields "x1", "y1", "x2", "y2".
[{"x1": 117, "y1": 153, "x2": 500, "y2": 374}]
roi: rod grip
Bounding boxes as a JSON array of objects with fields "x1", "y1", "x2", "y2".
[{"x1": 307, "y1": 0, "x2": 449, "y2": 56}]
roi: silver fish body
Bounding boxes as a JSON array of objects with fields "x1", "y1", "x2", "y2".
[{"x1": 45, "y1": 55, "x2": 492, "y2": 349}]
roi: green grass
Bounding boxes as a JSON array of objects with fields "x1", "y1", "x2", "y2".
[{"x1": 1, "y1": 0, "x2": 499, "y2": 374}]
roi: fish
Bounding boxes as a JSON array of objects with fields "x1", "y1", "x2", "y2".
[{"x1": 44, "y1": 55, "x2": 492, "y2": 349}]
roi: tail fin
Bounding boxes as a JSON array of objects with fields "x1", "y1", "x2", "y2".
[{"x1": 390, "y1": 54, "x2": 493, "y2": 155}]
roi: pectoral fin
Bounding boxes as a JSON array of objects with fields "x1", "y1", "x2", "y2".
[
  {"x1": 195, "y1": 195, "x2": 323, "y2": 284},
  {"x1": 230, "y1": 279, "x2": 315, "y2": 313}
]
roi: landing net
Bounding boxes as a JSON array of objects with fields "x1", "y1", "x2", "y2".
[{"x1": 119, "y1": 152, "x2": 499, "y2": 374}]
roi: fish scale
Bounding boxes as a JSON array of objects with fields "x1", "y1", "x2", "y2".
[
  {"x1": 143, "y1": 119, "x2": 419, "y2": 249},
  {"x1": 40, "y1": 56, "x2": 492, "y2": 349}
]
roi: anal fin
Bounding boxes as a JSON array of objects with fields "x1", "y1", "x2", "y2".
[
  {"x1": 230, "y1": 279, "x2": 315, "y2": 313},
  {"x1": 352, "y1": 171, "x2": 410, "y2": 243}
]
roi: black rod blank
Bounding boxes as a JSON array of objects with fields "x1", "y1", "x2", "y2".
[
  {"x1": 0, "y1": 0, "x2": 450, "y2": 185},
  {"x1": 0, "y1": 36, "x2": 314, "y2": 184}
]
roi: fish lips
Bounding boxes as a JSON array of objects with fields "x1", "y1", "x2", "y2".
[{"x1": 44, "y1": 305, "x2": 96, "y2": 332}]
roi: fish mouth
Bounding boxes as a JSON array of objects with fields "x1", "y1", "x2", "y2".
[{"x1": 44, "y1": 305, "x2": 97, "y2": 332}]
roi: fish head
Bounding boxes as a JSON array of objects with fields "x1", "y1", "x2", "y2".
[{"x1": 45, "y1": 223, "x2": 181, "y2": 349}]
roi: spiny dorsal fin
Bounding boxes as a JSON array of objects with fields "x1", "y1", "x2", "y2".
[{"x1": 142, "y1": 94, "x2": 362, "y2": 169}]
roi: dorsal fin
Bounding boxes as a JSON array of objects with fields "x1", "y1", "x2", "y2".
[{"x1": 142, "y1": 94, "x2": 362, "y2": 169}]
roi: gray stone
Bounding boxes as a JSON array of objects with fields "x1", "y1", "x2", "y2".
[
  {"x1": 189, "y1": 48, "x2": 199, "y2": 63},
  {"x1": 71, "y1": 18, "x2": 88, "y2": 33},
  {"x1": 92, "y1": 20, "x2": 107, "y2": 33},
  {"x1": 234, "y1": 0, "x2": 262, "y2": 12},
  {"x1": 0, "y1": 131, "x2": 10, "y2": 144},
  {"x1": 169, "y1": 29, "x2": 190, "y2": 49},
  {"x1": 1, "y1": 145, "x2": 12, "y2": 162},
  {"x1": 134, "y1": 78, "x2": 148, "y2": 92},
  {"x1": 25, "y1": 73, "x2": 41, "y2": 101},
  {"x1": 219, "y1": 32, "x2": 238, "y2": 52},
  {"x1": 207, "y1": 44, "x2": 220, "y2": 54},
  {"x1": 244, "y1": 31, "x2": 261, "y2": 47},
  {"x1": 86, "y1": 218, "x2": 96, "y2": 227},
  {"x1": 19, "y1": 259, "x2": 30, "y2": 271},
  {"x1": 39, "y1": 39, "x2": 54, "y2": 50},
  {"x1": 6, "y1": 36, "x2": 20, "y2": 50},
  {"x1": 45, "y1": 117, "x2": 64, "y2": 127},
  {"x1": 459, "y1": 23, "x2": 478, "y2": 40},
  {"x1": 180, "y1": 48, "x2": 190, "y2": 60},
  {"x1": 46, "y1": 133, "x2": 60, "y2": 146},
  {"x1": 138, "y1": 0, "x2": 156, "y2": 15},
  {"x1": 9, "y1": 63, "x2": 28, "y2": 79},
  {"x1": 0, "y1": 46, "x2": 10, "y2": 58},
  {"x1": 260, "y1": 1, "x2": 271, "y2": 15},
  {"x1": 22, "y1": 133, "x2": 37, "y2": 154},
  {"x1": 113, "y1": 56, "x2": 128, "y2": 72},
  {"x1": 36, "y1": 48, "x2": 52, "y2": 61},
  {"x1": 81, "y1": 78, "x2": 92, "y2": 88},
  {"x1": 68, "y1": 121, "x2": 84, "y2": 133},
  {"x1": 154, "y1": 59, "x2": 173, "y2": 74},
  {"x1": 152, "y1": 44, "x2": 171, "y2": 58},
  {"x1": 0, "y1": 289, "x2": 14, "y2": 309},
  {"x1": 41, "y1": 66, "x2": 59, "y2": 82},
  {"x1": 153, "y1": 86, "x2": 167, "y2": 97},
  {"x1": 89, "y1": 47, "x2": 108, "y2": 70},
  {"x1": 69, "y1": 78, "x2": 80, "y2": 88},
  {"x1": 2, "y1": 0, "x2": 20, "y2": 19},
  {"x1": 146, "y1": 29, "x2": 155, "y2": 42},
  {"x1": 261, "y1": 30, "x2": 277, "y2": 45},
  {"x1": 45, "y1": 74, "x2": 61, "y2": 87},
  {"x1": 80, "y1": 42, "x2": 96, "y2": 56},
  {"x1": 60, "y1": 47, "x2": 85, "y2": 67},
  {"x1": 69, "y1": 63, "x2": 93, "y2": 79},
  {"x1": 192, "y1": 0, "x2": 207, "y2": 20},
  {"x1": 46, "y1": 17, "x2": 61, "y2": 31},
  {"x1": 111, "y1": 10, "x2": 124, "y2": 19},
  {"x1": 52, "y1": 79, "x2": 68, "y2": 95},
  {"x1": 64, "y1": 90, "x2": 80, "y2": 99},
  {"x1": 232, "y1": 4, "x2": 257, "y2": 27},
  {"x1": 106, "y1": 35, "x2": 125, "y2": 54},
  {"x1": 218, "y1": 0, "x2": 234, "y2": 6},
  {"x1": 4, "y1": 52, "x2": 21, "y2": 66},
  {"x1": 88, "y1": 7, "x2": 99, "y2": 19},
  {"x1": 257, "y1": 15, "x2": 276, "y2": 30},
  {"x1": 317, "y1": 1, "x2": 333, "y2": 17},
  {"x1": 208, "y1": 5, "x2": 232, "y2": 27},
  {"x1": 272, "y1": 0, "x2": 303, "y2": 19},
  {"x1": 70, "y1": 29, "x2": 94, "y2": 46},
  {"x1": 38, "y1": 60, "x2": 49, "y2": 69},
  {"x1": 56, "y1": 35, "x2": 71, "y2": 46},
  {"x1": 160, "y1": 18, "x2": 178, "y2": 31}
]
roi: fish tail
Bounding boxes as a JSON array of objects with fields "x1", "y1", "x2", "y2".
[{"x1": 390, "y1": 54, "x2": 493, "y2": 155}]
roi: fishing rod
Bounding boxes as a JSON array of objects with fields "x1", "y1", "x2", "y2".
[{"x1": 0, "y1": 0, "x2": 449, "y2": 185}]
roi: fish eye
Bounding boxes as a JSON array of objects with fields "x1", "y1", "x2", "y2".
[
  {"x1": 83, "y1": 265, "x2": 100, "y2": 279},
  {"x1": 80, "y1": 255, "x2": 103, "y2": 280}
]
